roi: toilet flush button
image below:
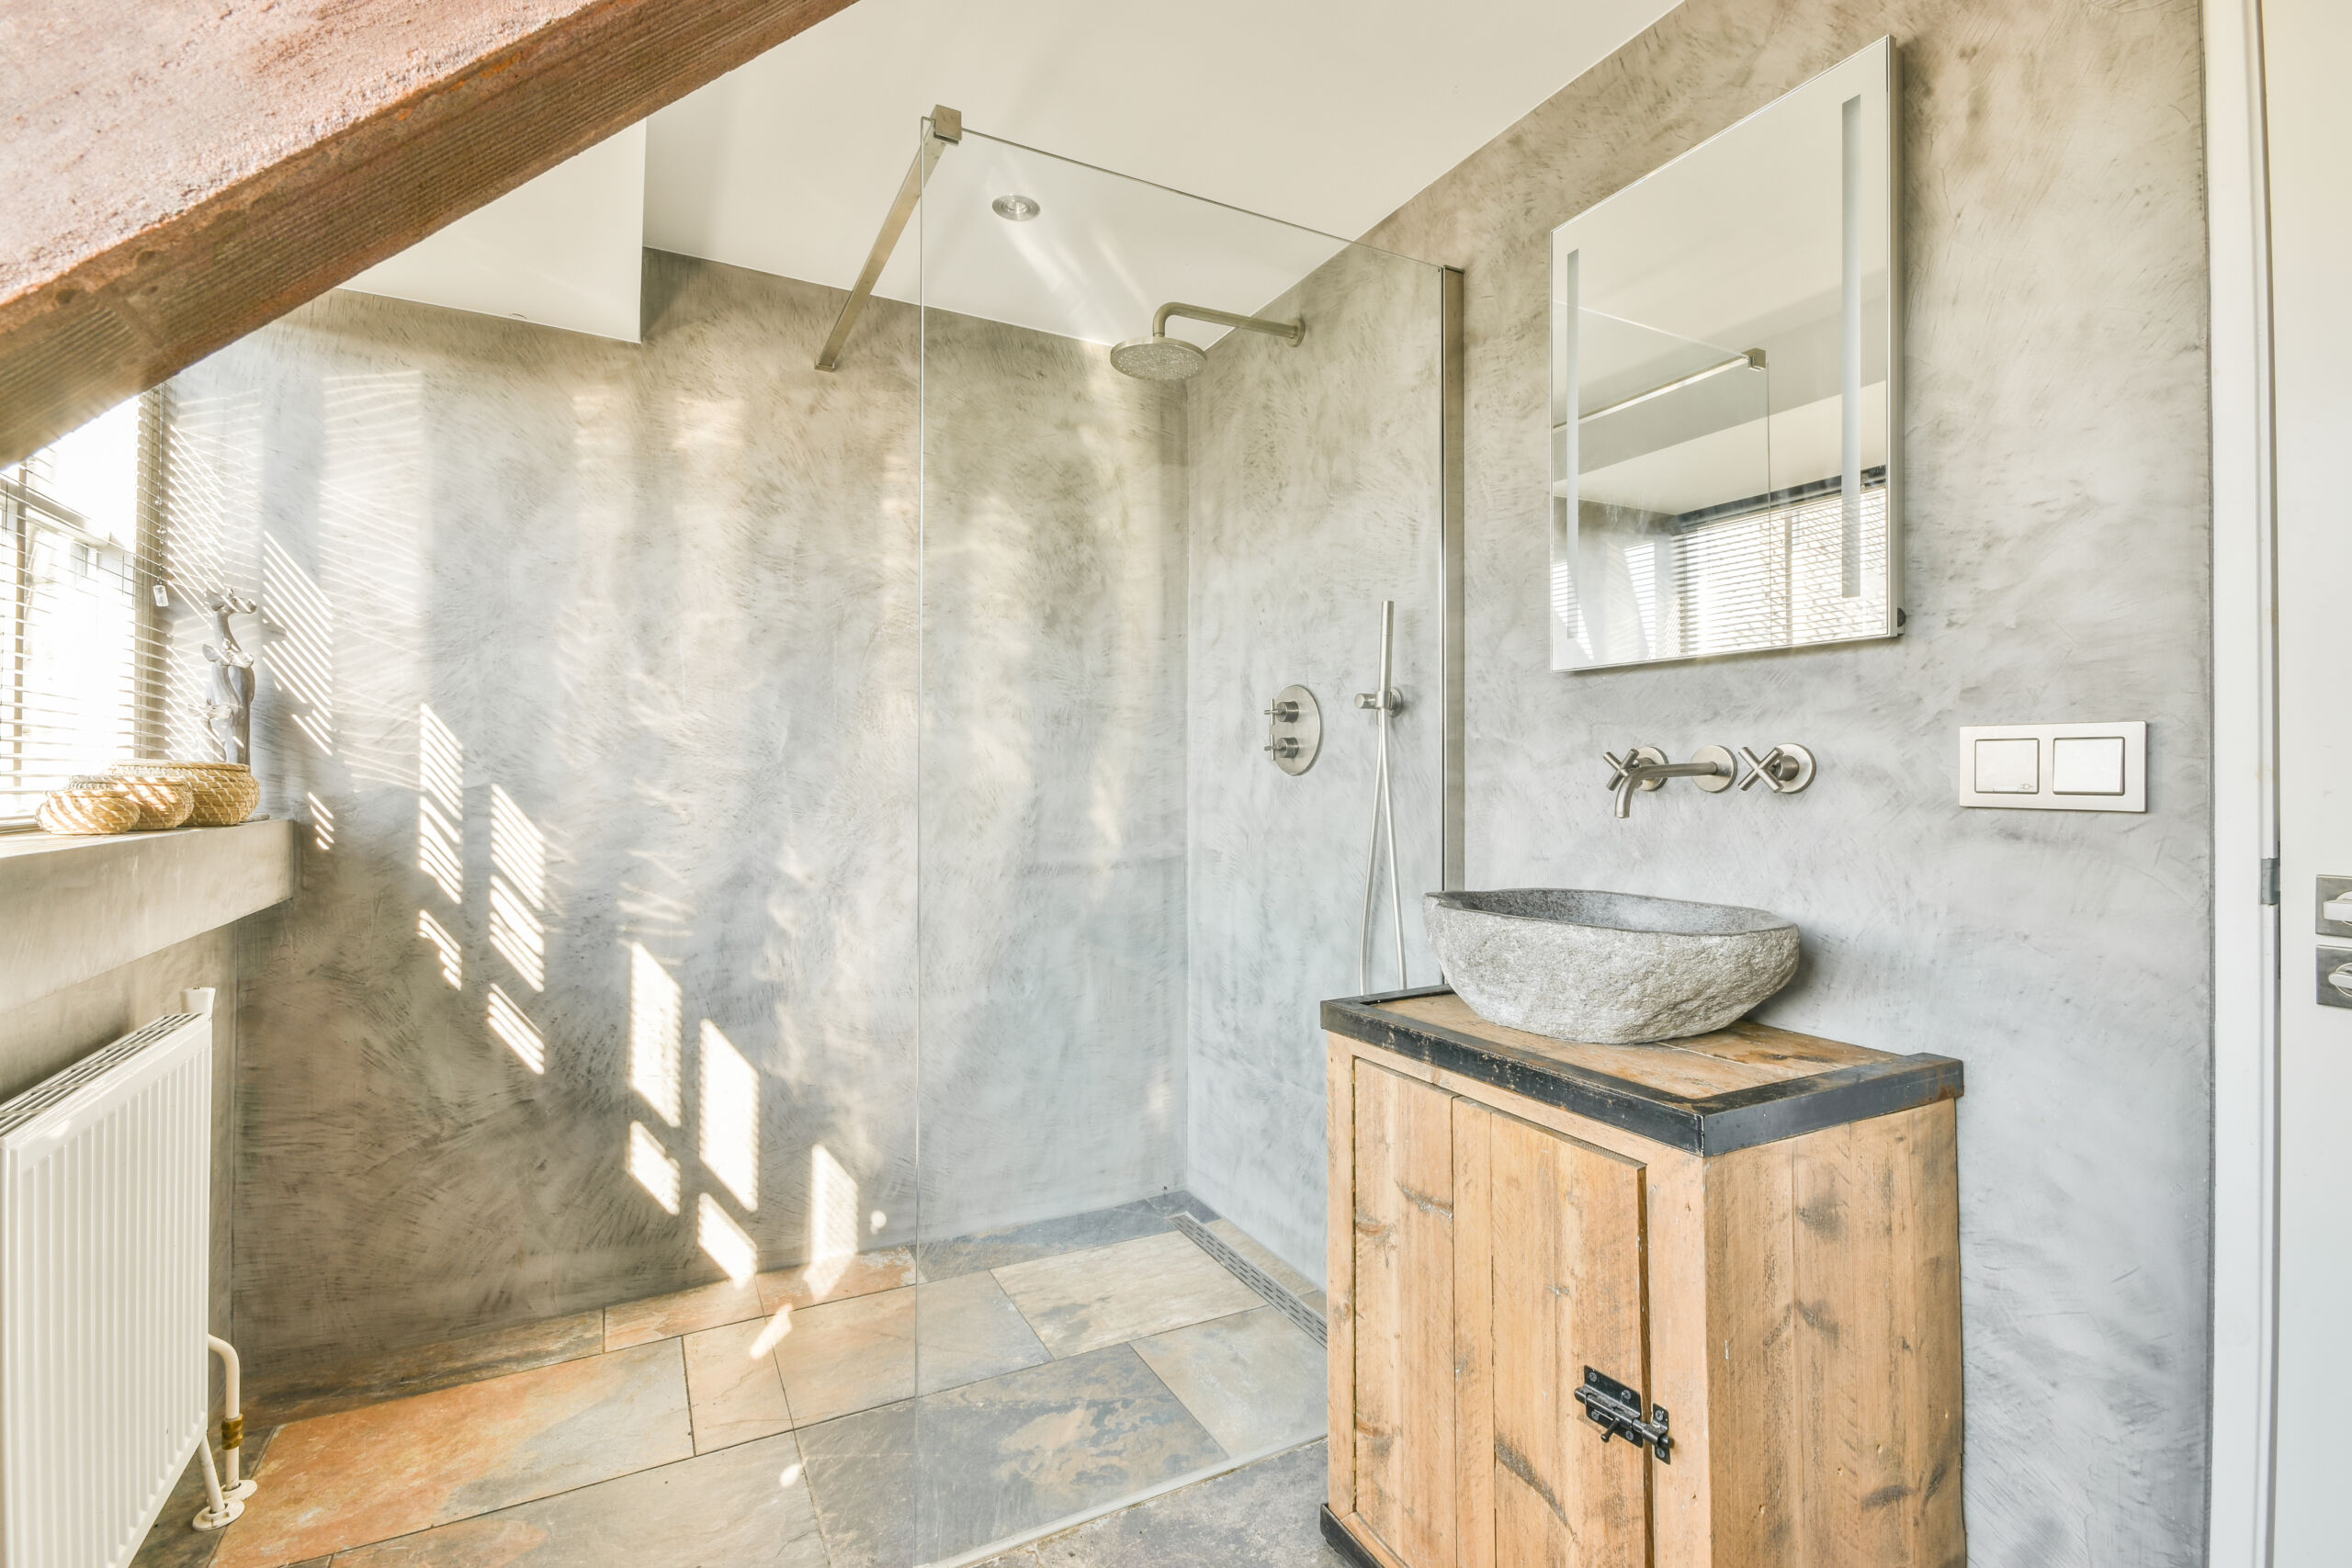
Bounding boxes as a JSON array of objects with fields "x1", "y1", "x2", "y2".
[
  {"x1": 2052, "y1": 735, "x2": 2126, "y2": 795},
  {"x1": 1957, "y1": 722, "x2": 2145, "y2": 812},
  {"x1": 1972, "y1": 738, "x2": 2039, "y2": 794}
]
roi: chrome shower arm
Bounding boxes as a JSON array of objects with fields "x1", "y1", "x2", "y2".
[{"x1": 1151, "y1": 301, "x2": 1304, "y2": 345}]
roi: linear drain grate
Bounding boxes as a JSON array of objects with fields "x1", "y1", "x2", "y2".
[{"x1": 1170, "y1": 1212, "x2": 1327, "y2": 1348}]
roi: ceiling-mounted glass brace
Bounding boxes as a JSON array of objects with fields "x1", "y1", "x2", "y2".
[
  {"x1": 814, "y1": 106, "x2": 964, "y2": 372},
  {"x1": 1575, "y1": 346, "x2": 1766, "y2": 424}
]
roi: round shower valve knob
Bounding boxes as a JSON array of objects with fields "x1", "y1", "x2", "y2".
[{"x1": 1263, "y1": 683, "x2": 1322, "y2": 777}]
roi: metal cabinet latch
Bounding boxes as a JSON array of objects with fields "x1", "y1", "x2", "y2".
[{"x1": 1575, "y1": 1367, "x2": 1672, "y2": 1463}]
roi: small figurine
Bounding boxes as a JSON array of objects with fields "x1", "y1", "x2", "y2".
[{"x1": 200, "y1": 592, "x2": 256, "y2": 764}]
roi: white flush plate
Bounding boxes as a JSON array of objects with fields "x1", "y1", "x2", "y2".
[{"x1": 1957, "y1": 721, "x2": 2146, "y2": 812}]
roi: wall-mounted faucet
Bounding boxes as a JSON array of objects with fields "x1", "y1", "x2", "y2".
[
  {"x1": 1603, "y1": 744, "x2": 1815, "y2": 818},
  {"x1": 1604, "y1": 746, "x2": 1735, "y2": 818}
]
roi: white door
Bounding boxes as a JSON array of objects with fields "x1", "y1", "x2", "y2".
[{"x1": 2265, "y1": 0, "x2": 2351, "y2": 1555}]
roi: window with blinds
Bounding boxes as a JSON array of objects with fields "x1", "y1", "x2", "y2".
[{"x1": 0, "y1": 396, "x2": 166, "y2": 824}]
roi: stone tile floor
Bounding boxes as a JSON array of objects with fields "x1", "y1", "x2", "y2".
[{"x1": 135, "y1": 1194, "x2": 1329, "y2": 1568}]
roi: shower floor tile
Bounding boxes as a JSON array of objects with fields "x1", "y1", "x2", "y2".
[
  {"x1": 329, "y1": 1432, "x2": 827, "y2": 1568},
  {"x1": 136, "y1": 1199, "x2": 1324, "y2": 1568},
  {"x1": 759, "y1": 1246, "x2": 918, "y2": 1313},
  {"x1": 917, "y1": 1199, "x2": 1175, "y2": 1280},
  {"x1": 603, "y1": 1275, "x2": 766, "y2": 1350},
  {"x1": 974, "y1": 1439, "x2": 1344, "y2": 1568},
  {"x1": 774, "y1": 1271, "x2": 1052, "y2": 1427},
  {"x1": 209, "y1": 1340, "x2": 691, "y2": 1568},
  {"x1": 685, "y1": 1316, "x2": 797, "y2": 1452},
  {"x1": 795, "y1": 1345, "x2": 1228, "y2": 1568},
  {"x1": 993, "y1": 1231, "x2": 1267, "y2": 1358},
  {"x1": 248, "y1": 1311, "x2": 607, "y2": 1426},
  {"x1": 1129, "y1": 1307, "x2": 1324, "y2": 1458}
]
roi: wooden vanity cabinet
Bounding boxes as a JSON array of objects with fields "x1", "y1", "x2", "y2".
[{"x1": 1321, "y1": 989, "x2": 1966, "y2": 1568}]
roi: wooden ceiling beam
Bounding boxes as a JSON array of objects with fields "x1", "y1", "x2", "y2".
[{"x1": 0, "y1": 0, "x2": 859, "y2": 466}]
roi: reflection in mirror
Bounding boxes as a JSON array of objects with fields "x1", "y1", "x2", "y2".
[{"x1": 1551, "y1": 39, "x2": 1897, "y2": 671}]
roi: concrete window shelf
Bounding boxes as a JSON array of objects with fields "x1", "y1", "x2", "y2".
[{"x1": 0, "y1": 819, "x2": 296, "y2": 1014}]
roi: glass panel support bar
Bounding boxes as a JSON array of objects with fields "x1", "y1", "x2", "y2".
[{"x1": 815, "y1": 105, "x2": 963, "y2": 372}]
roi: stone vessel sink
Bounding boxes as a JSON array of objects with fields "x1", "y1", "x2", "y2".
[{"x1": 1423, "y1": 888, "x2": 1798, "y2": 1045}]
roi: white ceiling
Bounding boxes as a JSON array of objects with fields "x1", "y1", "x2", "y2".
[
  {"x1": 344, "y1": 125, "x2": 648, "y2": 342},
  {"x1": 345, "y1": 0, "x2": 1682, "y2": 345}
]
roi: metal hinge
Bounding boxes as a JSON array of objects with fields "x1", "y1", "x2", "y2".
[
  {"x1": 1574, "y1": 1367, "x2": 1672, "y2": 1463},
  {"x1": 2262, "y1": 856, "x2": 2279, "y2": 906}
]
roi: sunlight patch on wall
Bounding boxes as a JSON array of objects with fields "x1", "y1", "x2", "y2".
[
  {"x1": 487, "y1": 984, "x2": 545, "y2": 1074},
  {"x1": 418, "y1": 704, "x2": 464, "y2": 903},
  {"x1": 699, "y1": 1021, "x2": 760, "y2": 1213},
  {"x1": 628, "y1": 942, "x2": 683, "y2": 1127},
  {"x1": 488, "y1": 877, "x2": 545, "y2": 990},
  {"x1": 490, "y1": 784, "x2": 547, "y2": 901},
  {"x1": 698, "y1": 1193, "x2": 757, "y2": 1281},
  {"x1": 154, "y1": 385, "x2": 264, "y2": 762},
  {"x1": 808, "y1": 1145, "x2": 858, "y2": 1298},
  {"x1": 489, "y1": 786, "x2": 548, "y2": 990},
  {"x1": 315, "y1": 370, "x2": 426, "y2": 791},
  {"x1": 417, "y1": 909, "x2": 462, "y2": 988},
  {"x1": 628, "y1": 1122, "x2": 681, "y2": 1214},
  {"x1": 307, "y1": 792, "x2": 334, "y2": 852},
  {"x1": 261, "y1": 533, "x2": 335, "y2": 755}
]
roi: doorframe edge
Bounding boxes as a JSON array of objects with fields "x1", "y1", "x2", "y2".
[{"x1": 2203, "y1": 0, "x2": 2281, "y2": 1563}]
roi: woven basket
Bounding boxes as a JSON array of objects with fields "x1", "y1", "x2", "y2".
[
  {"x1": 106, "y1": 760, "x2": 259, "y2": 828},
  {"x1": 72, "y1": 774, "x2": 197, "y2": 829},
  {"x1": 36, "y1": 790, "x2": 140, "y2": 836}
]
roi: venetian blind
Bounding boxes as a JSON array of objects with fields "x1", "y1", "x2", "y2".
[{"x1": 0, "y1": 395, "x2": 167, "y2": 822}]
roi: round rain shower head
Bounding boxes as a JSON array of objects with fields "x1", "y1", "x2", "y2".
[
  {"x1": 1109, "y1": 334, "x2": 1207, "y2": 382},
  {"x1": 991, "y1": 194, "x2": 1042, "y2": 221}
]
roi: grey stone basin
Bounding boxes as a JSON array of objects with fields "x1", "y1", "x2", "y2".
[{"x1": 1423, "y1": 888, "x2": 1798, "y2": 1045}]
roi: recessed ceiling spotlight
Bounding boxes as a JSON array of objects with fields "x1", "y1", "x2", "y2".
[{"x1": 991, "y1": 194, "x2": 1043, "y2": 221}]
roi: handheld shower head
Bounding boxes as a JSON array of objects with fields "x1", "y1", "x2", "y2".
[{"x1": 1109, "y1": 301, "x2": 1303, "y2": 382}]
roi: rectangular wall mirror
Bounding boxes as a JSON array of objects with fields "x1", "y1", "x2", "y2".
[{"x1": 1550, "y1": 38, "x2": 1898, "y2": 671}]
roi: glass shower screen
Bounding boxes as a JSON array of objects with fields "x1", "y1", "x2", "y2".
[{"x1": 895, "y1": 124, "x2": 1447, "y2": 1564}]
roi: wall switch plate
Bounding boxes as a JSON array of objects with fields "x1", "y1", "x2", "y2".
[
  {"x1": 2317, "y1": 946, "x2": 2352, "y2": 1009},
  {"x1": 1957, "y1": 722, "x2": 2146, "y2": 812}
]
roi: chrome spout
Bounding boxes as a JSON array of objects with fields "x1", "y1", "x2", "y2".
[{"x1": 1603, "y1": 747, "x2": 1736, "y2": 818}]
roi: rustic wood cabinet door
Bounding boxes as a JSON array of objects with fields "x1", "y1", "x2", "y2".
[
  {"x1": 1453, "y1": 1100, "x2": 1651, "y2": 1568},
  {"x1": 1351, "y1": 1059, "x2": 1461, "y2": 1568}
]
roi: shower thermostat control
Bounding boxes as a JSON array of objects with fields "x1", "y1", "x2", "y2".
[{"x1": 1264, "y1": 684, "x2": 1321, "y2": 776}]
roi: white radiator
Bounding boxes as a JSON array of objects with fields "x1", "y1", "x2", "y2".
[{"x1": 0, "y1": 1007, "x2": 214, "y2": 1568}]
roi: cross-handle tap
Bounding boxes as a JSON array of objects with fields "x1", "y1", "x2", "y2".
[
  {"x1": 1736, "y1": 744, "x2": 1817, "y2": 794},
  {"x1": 1603, "y1": 746, "x2": 1736, "y2": 818}
]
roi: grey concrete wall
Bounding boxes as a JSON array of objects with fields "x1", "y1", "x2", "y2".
[
  {"x1": 173, "y1": 254, "x2": 1185, "y2": 1369},
  {"x1": 1362, "y1": 1, "x2": 2212, "y2": 1560},
  {"x1": 1183, "y1": 244, "x2": 1445, "y2": 1280}
]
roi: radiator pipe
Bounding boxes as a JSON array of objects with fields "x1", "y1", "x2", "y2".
[
  {"x1": 208, "y1": 1336, "x2": 254, "y2": 1498},
  {"x1": 191, "y1": 1335, "x2": 255, "y2": 1530}
]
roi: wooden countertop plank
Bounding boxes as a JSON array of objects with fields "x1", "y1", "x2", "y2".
[
  {"x1": 1378, "y1": 992, "x2": 1799, "y2": 1097},
  {"x1": 1324, "y1": 987, "x2": 1962, "y2": 1156}
]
